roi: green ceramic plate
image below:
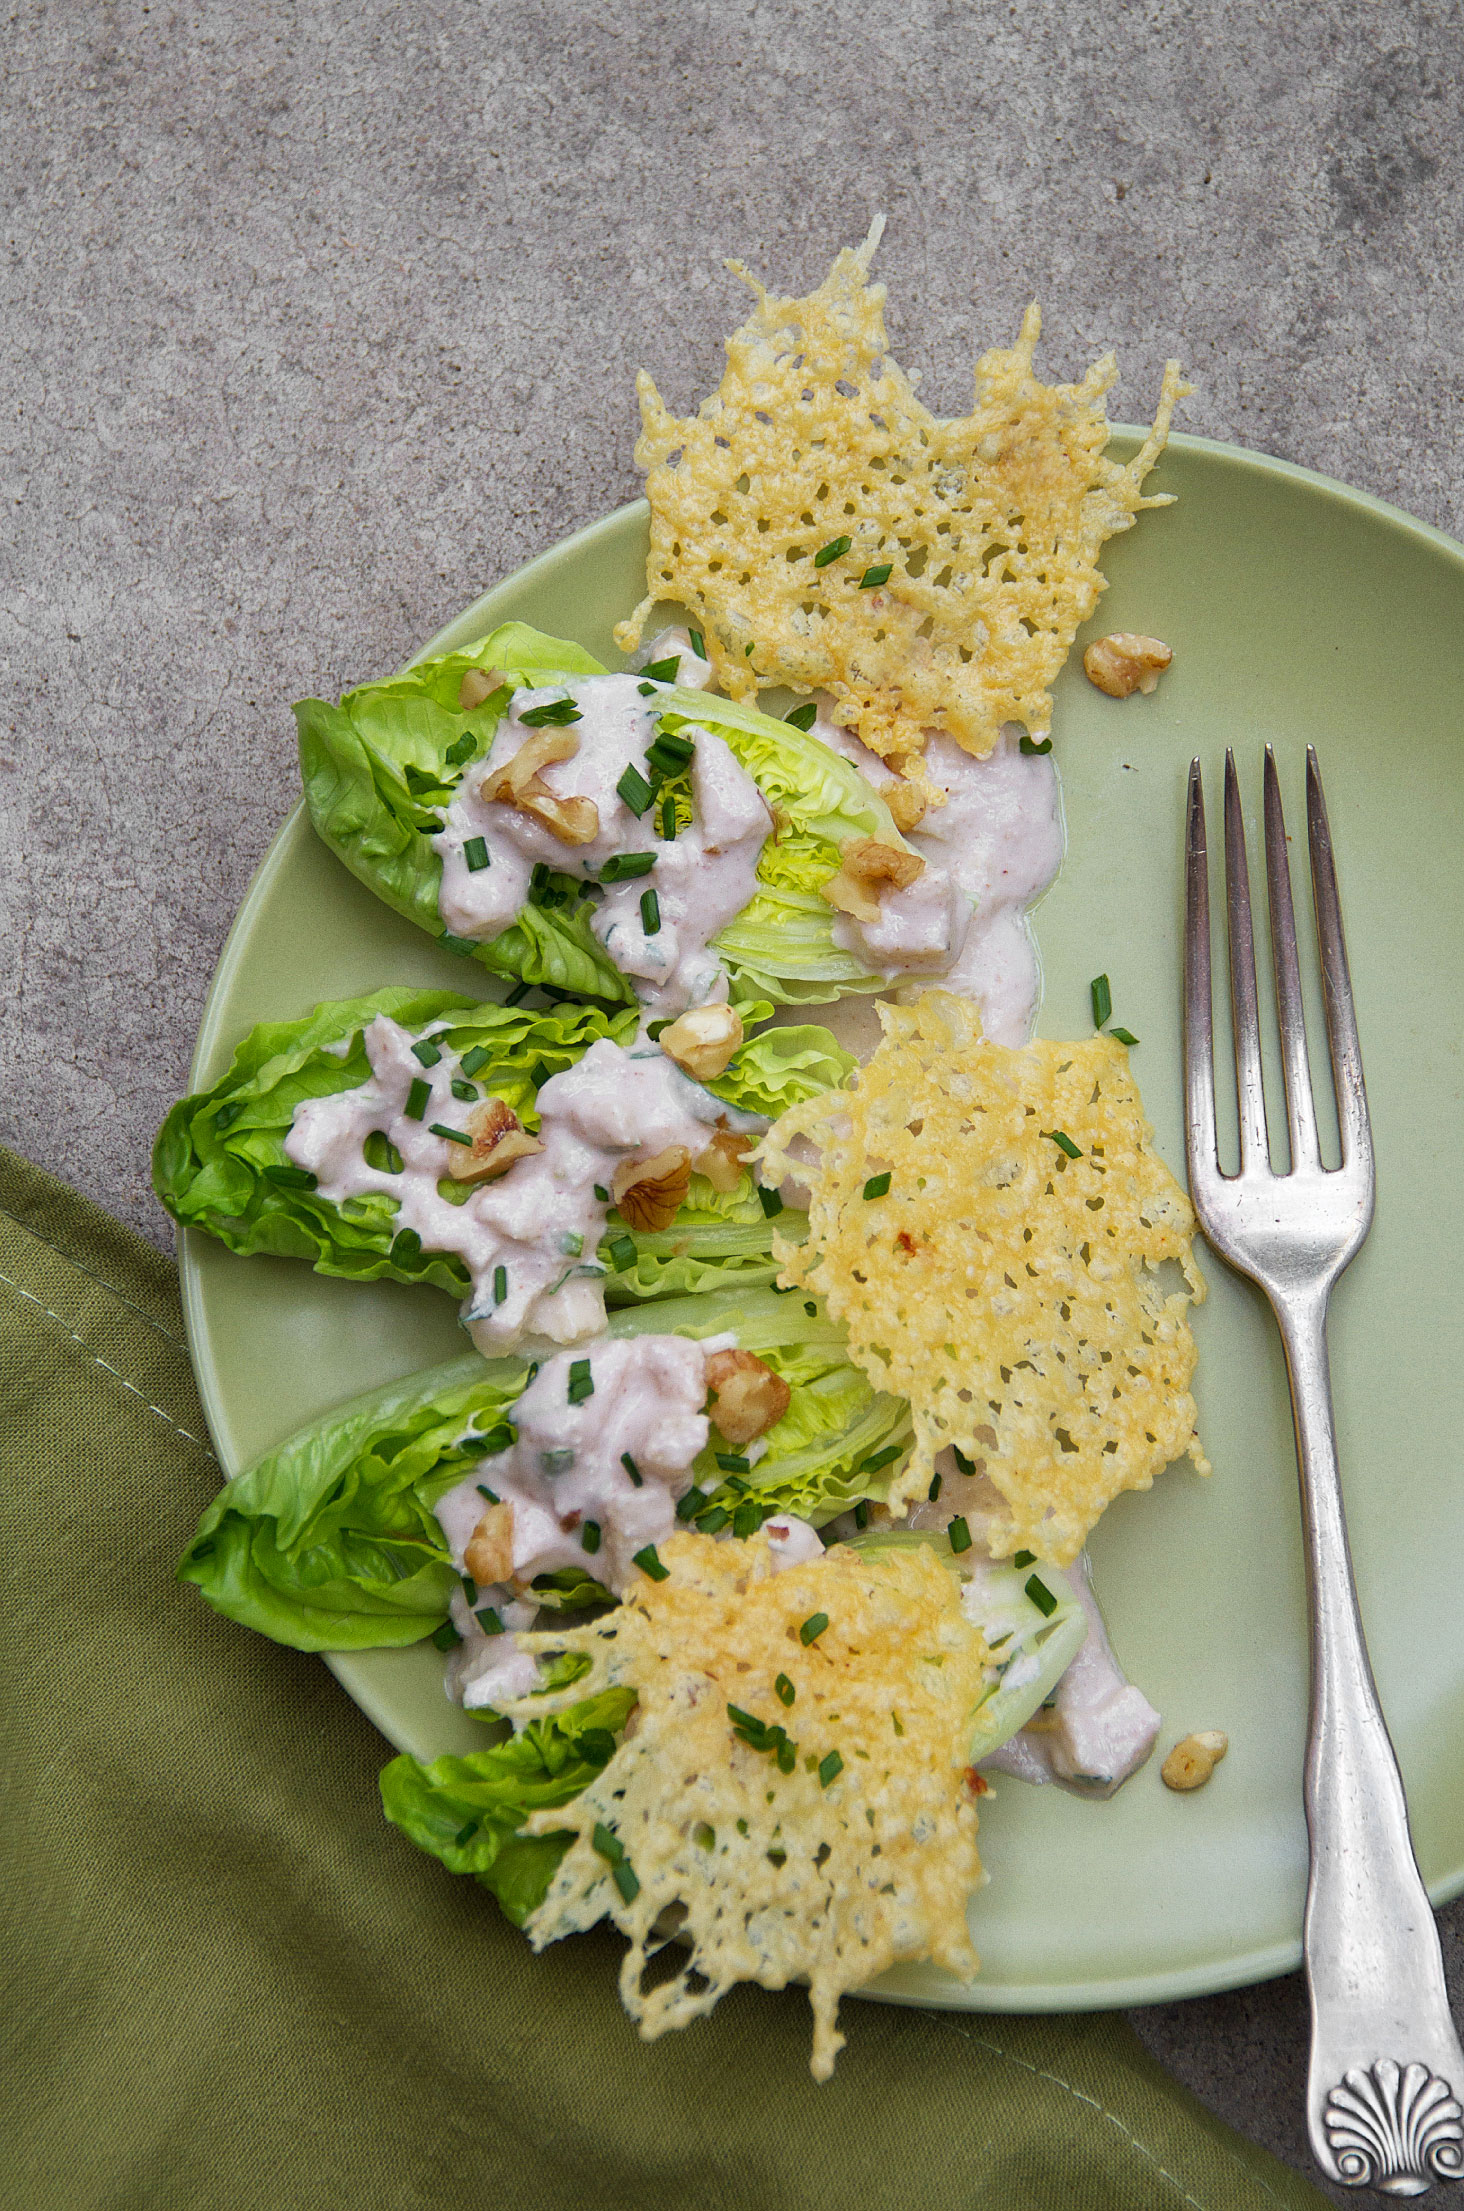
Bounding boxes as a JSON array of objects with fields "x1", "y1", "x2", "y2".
[{"x1": 179, "y1": 432, "x2": 1464, "y2": 2012}]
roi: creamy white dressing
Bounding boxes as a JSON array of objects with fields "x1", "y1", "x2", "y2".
[
  {"x1": 627, "y1": 624, "x2": 717, "y2": 690},
  {"x1": 433, "y1": 668, "x2": 769, "y2": 1016},
  {"x1": 978, "y1": 1553, "x2": 1160, "y2": 1795},
  {"x1": 284, "y1": 1017, "x2": 763, "y2": 1350},
  {"x1": 809, "y1": 708, "x2": 1063, "y2": 1045}
]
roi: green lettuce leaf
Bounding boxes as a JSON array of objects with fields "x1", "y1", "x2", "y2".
[
  {"x1": 154, "y1": 991, "x2": 848, "y2": 1308},
  {"x1": 378, "y1": 1687, "x2": 637, "y2": 1926},
  {"x1": 177, "y1": 1287, "x2": 905, "y2": 1650},
  {"x1": 297, "y1": 621, "x2": 912, "y2": 1009}
]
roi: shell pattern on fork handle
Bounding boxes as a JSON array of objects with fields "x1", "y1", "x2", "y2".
[{"x1": 1183, "y1": 749, "x2": 1464, "y2": 2196}]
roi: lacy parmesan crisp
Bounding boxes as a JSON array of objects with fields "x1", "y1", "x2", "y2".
[
  {"x1": 512, "y1": 1531, "x2": 987, "y2": 2080},
  {"x1": 616, "y1": 220, "x2": 1187, "y2": 766},
  {"x1": 758, "y1": 993, "x2": 1207, "y2": 1559}
]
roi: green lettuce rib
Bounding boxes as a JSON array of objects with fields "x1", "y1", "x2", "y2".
[
  {"x1": 296, "y1": 620, "x2": 911, "y2": 1008},
  {"x1": 176, "y1": 1287, "x2": 906, "y2": 1653},
  {"x1": 379, "y1": 1688, "x2": 637, "y2": 1926},
  {"x1": 153, "y1": 989, "x2": 851, "y2": 1303}
]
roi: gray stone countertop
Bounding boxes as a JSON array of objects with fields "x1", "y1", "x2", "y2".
[{"x1": 5, "y1": 3, "x2": 1461, "y2": 2197}]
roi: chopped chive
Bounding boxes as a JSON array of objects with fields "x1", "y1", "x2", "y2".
[
  {"x1": 688, "y1": 628, "x2": 705, "y2": 657},
  {"x1": 263, "y1": 1164, "x2": 317, "y2": 1190},
  {"x1": 694, "y1": 1822, "x2": 715, "y2": 1852},
  {"x1": 592, "y1": 1822, "x2": 624, "y2": 1864},
  {"x1": 519, "y1": 696, "x2": 582, "y2": 726},
  {"x1": 620, "y1": 1452, "x2": 643, "y2": 1487},
  {"x1": 503, "y1": 981, "x2": 532, "y2": 1006},
  {"x1": 599, "y1": 850, "x2": 657, "y2": 882},
  {"x1": 660, "y1": 794, "x2": 676, "y2": 840},
  {"x1": 648, "y1": 729, "x2": 695, "y2": 765},
  {"x1": 616, "y1": 764, "x2": 654, "y2": 815},
  {"x1": 593, "y1": 1184, "x2": 609, "y2": 1202},
  {"x1": 582, "y1": 1520, "x2": 602, "y2": 1555},
  {"x1": 676, "y1": 1488, "x2": 708, "y2": 1522},
  {"x1": 404, "y1": 1078, "x2": 431, "y2": 1121},
  {"x1": 1109, "y1": 1026, "x2": 1140, "y2": 1048},
  {"x1": 813, "y1": 535, "x2": 852, "y2": 568},
  {"x1": 858, "y1": 563, "x2": 892, "y2": 589},
  {"x1": 948, "y1": 1516, "x2": 973, "y2": 1554},
  {"x1": 640, "y1": 888, "x2": 661, "y2": 935},
  {"x1": 784, "y1": 701, "x2": 818, "y2": 731},
  {"x1": 561, "y1": 1231, "x2": 584, "y2": 1257},
  {"x1": 444, "y1": 728, "x2": 478, "y2": 765},
  {"x1": 951, "y1": 1446, "x2": 975, "y2": 1477},
  {"x1": 859, "y1": 1443, "x2": 903, "y2": 1474},
  {"x1": 731, "y1": 1500, "x2": 762, "y2": 1538},
  {"x1": 642, "y1": 655, "x2": 680, "y2": 682},
  {"x1": 637, "y1": 681, "x2": 656, "y2": 696},
  {"x1": 723, "y1": 1475, "x2": 750, "y2": 1496},
  {"x1": 430, "y1": 1122, "x2": 473, "y2": 1145},
  {"x1": 776, "y1": 1740, "x2": 796, "y2": 1774},
  {"x1": 715, "y1": 1451, "x2": 750, "y2": 1474},
  {"x1": 862, "y1": 1172, "x2": 891, "y2": 1200},
  {"x1": 927, "y1": 1472, "x2": 943, "y2": 1502},
  {"x1": 567, "y1": 1358, "x2": 594, "y2": 1404},
  {"x1": 431, "y1": 1621, "x2": 462, "y2": 1650},
  {"x1": 1019, "y1": 734, "x2": 1053, "y2": 756},
  {"x1": 1025, "y1": 1573, "x2": 1058, "y2": 1618},
  {"x1": 1090, "y1": 973, "x2": 1113, "y2": 1030},
  {"x1": 1013, "y1": 1548, "x2": 1037, "y2": 1569},
  {"x1": 744, "y1": 641, "x2": 755, "y2": 656},
  {"x1": 607, "y1": 1233, "x2": 637, "y2": 1271},
  {"x1": 468, "y1": 1423, "x2": 514, "y2": 1458},
  {"x1": 462, "y1": 1576, "x2": 478, "y2": 1604},
  {"x1": 438, "y1": 930, "x2": 479, "y2": 956},
  {"x1": 450, "y1": 1079, "x2": 478, "y2": 1102},
  {"x1": 818, "y1": 1750, "x2": 844, "y2": 1787},
  {"x1": 774, "y1": 1673, "x2": 796, "y2": 1708},
  {"x1": 757, "y1": 1185, "x2": 783, "y2": 1219},
  {"x1": 799, "y1": 1612, "x2": 829, "y2": 1646},
  {"x1": 540, "y1": 1448, "x2": 574, "y2": 1475},
  {"x1": 492, "y1": 1264, "x2": 508, "y2": 1306},
  {"x1": 646, "y1": 739, "x2": 694, "y2": 780},
  {"x1": 475, "y1": 1607, "x2": 503, "y2": 1636},
  {"x1": 454, "y1": 1820, "x2": 479, "y2": 1846},
  {"x1": 804, "y1": 1301, "x2": 817, "y2": 1317},
  {"x1": 1043, "y1": 1129, "x2": 1083, "y2": 1159},
  {"x1": 463, "y1": 835, "x2": 490, "y2": 873},
  {"x1": 412, "y1": 1039, "x2": 443, "y2": 1067},
  {"x1": 475, "y1": 1483, "x2": 499, "y2": 1503},
  {"x1": 854, "y1": 1500, "x2": 869, "y2": 1529},
  {"x1": 632, "y1": 1544, "x2": 669, "y2": 1581},
  {"x1": 612, "y1": 1859, "x2": 640, "y2": 1903},
  {"x1": 697, "y1": 1505, "x2": 730, "y2": 1534},
  {"x1": 529, "y1": 1059, "x2": 550, "y2": 1088}
]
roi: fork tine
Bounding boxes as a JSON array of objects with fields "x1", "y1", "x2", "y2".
[
  {"x1": 1224, "y1": 750, "x2": 1270, "y2": 1171},
  {"x1": 1262, "y1": 747, "x2": 1321, "y2": 1171},
  {"x1": 1306, "y1": 748, "x2": 1372, "y2": 1167},
  {"x1": 1183, "y1": 759, "x2": 1219, "y2": 1180}
]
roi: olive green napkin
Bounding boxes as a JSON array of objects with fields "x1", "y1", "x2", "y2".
[{"x1": 0, "y1": 1143, "x2": 1328, "y2": 2211}]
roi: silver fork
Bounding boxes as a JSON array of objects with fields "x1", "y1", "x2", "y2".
[{"x1": 1184, "y1": 747, "x2": 1464, "y2": 2197}]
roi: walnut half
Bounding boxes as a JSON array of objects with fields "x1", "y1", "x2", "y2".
[
  {"x1": 1082, "y1": 633, "x2": 1172, "y2": 699},
  {"x1": 704, "y1": 1347, "x2": 791, "y2": 1444},
  {"x1": 694, "y1": 1127, "x2": 754, "y2": 1194},
  {"x1": 484, "y1": 727, "x2": 600, "y2": 846},
  {"x1": 611, "y1": 1145, "x2": 692, "y2": 1232},
  {"x1": 658, "y1": 1004, "x2": 744, "y2": 1082},
  {"x1": 465, "y1": 1500, "x2": 515, "y2": 1586},
  {"x1": 448, "y1": 1098, "x2": 546, "y2": 1184},
  {"x1": 821, "y1": 836, "x2": 925, "y2": 925}
]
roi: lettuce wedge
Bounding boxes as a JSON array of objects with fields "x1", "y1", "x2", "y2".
[{"x1": 296, "y1": 621, "x2": 913, "y2": 1008}]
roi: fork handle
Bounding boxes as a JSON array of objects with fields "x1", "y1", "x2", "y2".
[{"x1": 1277, "y1": 1292, "x2": 1464, "y2": 2194}]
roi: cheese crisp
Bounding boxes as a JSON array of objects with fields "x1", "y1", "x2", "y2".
[
  {"x1": 616, "y1": 221, "x2": 1187, "y2": 767},
  {"x1": 759, "y1": 993, "x2": 1207, "y2": 1559},
  {"x1": 513, "y1": 1531, "x2": 988, "y2": 2080}
]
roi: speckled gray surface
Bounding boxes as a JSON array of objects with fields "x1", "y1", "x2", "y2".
[{"x1": 5, "y1": 0, "x2": 1462, "y2": 2195}]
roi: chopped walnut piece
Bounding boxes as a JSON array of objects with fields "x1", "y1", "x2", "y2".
[
  {"x1": 658, "y1": 1004, "x2": 744, "y2": 1082},
  {"x1": 1082, "y1": 633, "x2": 1173, "y2": 699},
  {"x1": 821, "y1": 836, "x2": 925, "y2": 925},
  {"x1": 448, "y1": 1097, "x2": 546, "y2": 1184},
  {"x1": 465, "y1": 1500, "x2": 515, "y2": 1586},
  {"x1": 885, "y1": 781, "x2": 928, "y2": 833},
  {"x1": 611, "y1": 1145, "x2": 692, "y2": 1232},
  {"x1": 458, "y1": 668, "x2": 500, "y2": 710},
  {"x1": 1161, "y1": 1729, "x2": 1228, "y2": 1791},
  {"x1": 694, "y1": 1127, "x2": 754, "y2": 1193},
  {"x1": 484, "y1": 727, "x2": 601, "y2": 846},
  {"x1": 704, "y1": 1347, "x2": 792, "y2": 1444}
]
